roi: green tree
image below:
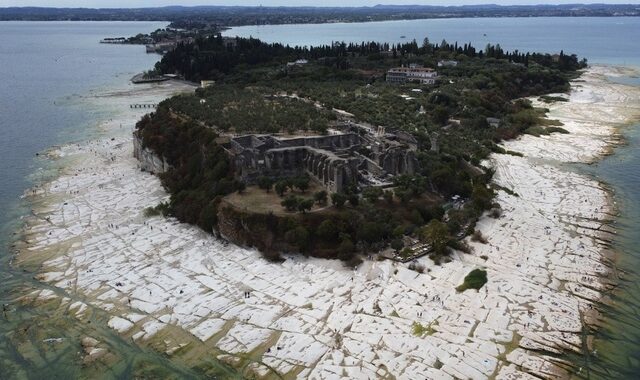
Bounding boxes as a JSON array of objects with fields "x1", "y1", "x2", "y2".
[
  {"x1": 285, "y1": 226, "x2": 310, "y2": 250},
  {"x1": 410, "y1": 209, "x2": 424, "y2": 225},
  {"x1": 420, "y1": 220, "x2": 450, "y2": 255},
  {"x1": 313, "y1": 190, "x2": 328, "y2": 205},
  {"x1": 383, "y1": 190, "x2": 394, "y2": 204},
  {"x1": 363, "y1": 187, "x2": 383, "y2": 203},
  {"x1": 358, "y1": 222, "x2": 384, "y2": 244},
  {"x1": 294, "y1": 176, "x2": 310, "y2": 192},
  {"x1": 297, "y1": 198, "x2": 314, "y2": 213},
  {"x1": 331, "y1": 192, "x2": 347, "y2": 208},
  {"x1": 275, "y1": 181, "x2": 288, "y2": 197},
  {"x1": 317, "y1": 219, "x2": 338, "y2": 240},
  {"x1": 432, "y1": 106, "x2": 450, "y2": 126},
  {"x1": 391, "y1": 239, "x2": 404, "y2": 252},
  {"x1": 281, "y1": 195, "x2": 299, "y2": 211},
  {"x1": 258, "y1": 176, "x2": 274, "y2": 192},
  {"x1": 236, "y1": 181, "x2": 246, "y2": 194},
  {"x1": 392, "y1": 225, "x2": 406, "y2": 238},
  {"x1": 338, "y1": 238, "x2": 355, "y2": 261},
  {"x1": 471, "y1": 183, "x2": 495, "y2": 213},
  {"x1": 394, "y1": 188, "x2": 412, "y2": 204},
  {"x1": 198, "y1": 200, "x2": 218, "y2": 233}
]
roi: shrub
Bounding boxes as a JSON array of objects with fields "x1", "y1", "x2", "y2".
[
  {"x1": 412, "y1": 321, "x2": 436, "y2": 336},
  {"x1": 471, "y1": 230, "x2": 488, "y2": 244},
  {"x1": 450, "y1": 240, "x2": 472, "y2": 254},
  {"x1": 456, "y1": 268, "x2": 488, "y2": 292},
  {"x1": 409, "y1": 262, "x2": 425, "y2": 273},
  {"x1": 412, "y1": 321, "x2": 427, "y2": 336}
]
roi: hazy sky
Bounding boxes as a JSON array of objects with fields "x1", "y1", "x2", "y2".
[{"x1": 3, "y1": 1, "x2": 639, "y2": 8}]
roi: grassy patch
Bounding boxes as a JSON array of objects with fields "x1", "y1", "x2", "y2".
[
  {"x1": 456, "y1": 268, "x2": 488, "y2": 292},
  {"x1": 411, "y1": 321, "x2": 437, "y2": 336},
  {"x1": 143, "y1": 202, "x2": 170, "y2": 217},
  {"x1": 524, "y1": 125, "x2": 569, "y2": 137}
]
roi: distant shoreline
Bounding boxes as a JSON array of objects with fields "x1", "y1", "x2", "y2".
[{"x1": 1, "y1": 4, "x2": 639, "y2": 26}]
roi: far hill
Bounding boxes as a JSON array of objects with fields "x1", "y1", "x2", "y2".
[{"x1": 1, "y1": 4, "x2": 639, "y2": 25}]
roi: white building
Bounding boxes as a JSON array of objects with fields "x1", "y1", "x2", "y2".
[
  {"x1": 386, "y1": 65, "x2": 437, "y2": 85},
  {"x1": 437, "y1": 60, "x2": 458, "y2": 67},
  {"x1": 287, "y1": 59, "x2": 309, "y2": 67},
  {"x1": 200, "y1": 80, "x2": 215, "y2": 88}
]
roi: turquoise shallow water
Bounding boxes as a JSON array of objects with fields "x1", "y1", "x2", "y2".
[
  {"x1": 0, "y1": 18, "x2": 639, "y2": 378},
  {"x1": 578, "y1": 121, "x2": 640, "y2": 379}
]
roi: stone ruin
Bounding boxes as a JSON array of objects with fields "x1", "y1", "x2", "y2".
[{"x1": 223, "y1": 124, "x2": 419, "y2": 193}]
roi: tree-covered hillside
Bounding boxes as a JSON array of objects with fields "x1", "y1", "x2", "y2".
[{"x1": 137, "y1": 36, "x2": 586, "y2": 264}]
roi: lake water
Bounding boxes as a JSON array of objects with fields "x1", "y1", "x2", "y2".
[
  {"x1": 0, "y1": 21, "x2": 167, "y2": 239},
  {"x1": 0, "y1": 18, "x2": 639, "y2": 378},
  {"x1": 0, "y1": 21, "x2": 211, "y2": 379},
  {"x1": 225, "y1": 16, "x2": 640, "y2": 67}
]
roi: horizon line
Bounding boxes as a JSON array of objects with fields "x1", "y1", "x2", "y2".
[{"x1": 2, "y1": 3, "x2": 639, "y2": 10}]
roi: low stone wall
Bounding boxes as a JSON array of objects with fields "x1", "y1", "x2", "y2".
[{"x1": 133, "y1": 133, "x2": 171, "y2": 174}]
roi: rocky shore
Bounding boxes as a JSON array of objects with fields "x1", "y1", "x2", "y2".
[{"x1": 14, "y1": 66, "x2": 640, "y2": 379}]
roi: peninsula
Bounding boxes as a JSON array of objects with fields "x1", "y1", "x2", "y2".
[
  {"x1": 133, "y1": 35, "x2": 584, "y2": 266},
  {"x1": 17, "y1": 63, "x2": 640, "y2": 379},
  {"x1": 12, "y1": 21, "x2": 640, "y2": 380}
]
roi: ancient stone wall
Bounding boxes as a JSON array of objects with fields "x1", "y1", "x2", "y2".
[{"x1": 228, "y1": 131, "x2": 418, "y2": 193}]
